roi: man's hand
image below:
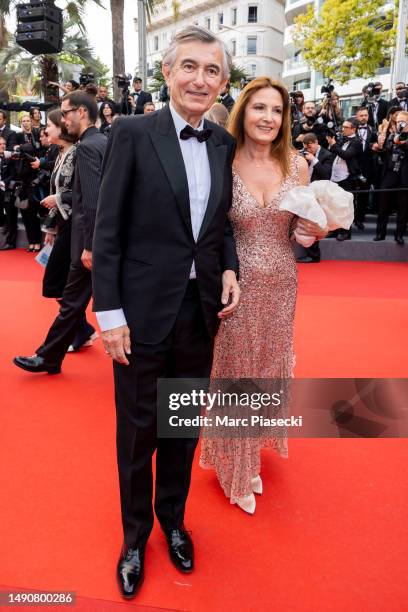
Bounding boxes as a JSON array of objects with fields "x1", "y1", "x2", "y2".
[
  {"x1": 41, "y1": 195, "x2": 57, "y2": 209},
  {"x1": 326, "y1": 135, "x2": 336, "y2": 146},
  {"x1": 128, "y1": 95, "x2": 136, "y2": 108},
  {"x1": 296, "y1": 218, "x2": 328, "y2": 240},
  {"x1": 44, "y1": 232, "x2": 55, "y2": 246},
  {"x1": 30, "y1": 158, "x2": 41, "y2": 169},
  {"x1": 81, "y1": 249, "x2": 92, "y2": 270},
  {"x1": 218, "y1": 270, "x2": 240, "y2": 320},
  {"x1": 102, "y1": 325, "x2": 131, "y2": 365},
  {"x1": 304, "y1": 151, "x2": 315, "y2": 163}
]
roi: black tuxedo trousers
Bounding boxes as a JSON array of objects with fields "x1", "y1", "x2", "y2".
[{"x1": 114, "y1": 280, "x2": 214, "y2": 548}]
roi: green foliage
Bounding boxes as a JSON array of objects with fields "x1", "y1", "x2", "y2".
[{"x1": 293, "y1": 0, "x2": 400, "y2": 84}]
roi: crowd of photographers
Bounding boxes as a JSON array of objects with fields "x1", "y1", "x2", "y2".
[
  {"x1": 290, "y1": 80, "x2": 408, "y2": 261},
  {"x1": 1, "y1": 75, "x2": 407, "y2": 257}
]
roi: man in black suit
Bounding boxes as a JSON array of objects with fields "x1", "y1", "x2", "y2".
[
  {"x1": 361, "y1": 82, "x2": 388, "y2": 129},
  {"x1": 0, "y1": 110, "x2": 17, "y2": 150},
  {"x1": 125, "y1": 77, "x2": 152, "y2": 115},
  {"x1": 388, "y1": 82, "x2": 408, "y2": 113},
  {"x1": 219, "y1": 81, "x2": 235, "y2": 113},
  {"x1": 92, "y1": 26, "x2": 240, "y2": 599},
  {"x1": 296, "y1": 133, "x2": 334, "y2": 263},
  {"x1": 354, "y1": 106, "x2": 377, "y2": 229},
  {"x1": 14, "y1": 91, "x2": 107, "y2": 373},
  {"x1": 327, "y1": 118, "x2": 363, "y2": 241}
]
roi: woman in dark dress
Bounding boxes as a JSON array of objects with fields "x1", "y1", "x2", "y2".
[
  {"x1": 40, "y1": 109, "x2": 97, "y2": 351},
  {"x1": 99, "y1": 101, "x2": 117, "y2": 136}
]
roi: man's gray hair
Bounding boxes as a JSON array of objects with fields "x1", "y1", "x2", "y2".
[{"x1": 162, "y1": 26, "x2": 232, "y2": 79}]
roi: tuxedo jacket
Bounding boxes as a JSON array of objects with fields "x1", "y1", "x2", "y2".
[
  {"x1": 122, "y1": 90, "x2": 153, "y2": 115},
  {"x1": 220, "y1": 94, "x2": 235, "y2": 113},
  {"x1": 0, "y1": 126, "x2": 17, "y2": 150},
  {"x1": 310, "y1": 147, "x2": 334, "y2": 181},
  {"x1": 357, "y1": 126, "x2": 377, "y2": 179},
  {"x1": 388, "y1": 97, "x2": 408, "y2": 112},
  {"x1": 70, "y1": 126, "x2": 107, "y2": 264},
  {"x1": 329, "y1": 137, "x2": 363, "y2": 180},
  {"x1": 92, "y1": 104, "x2": 239, "y2": 344},
  {"x1": 362, "y1": 98, "x2": 388, "y2": 128}
]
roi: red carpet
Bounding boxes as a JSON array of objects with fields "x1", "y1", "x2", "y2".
[{"x1": 1, "y1": 251, "x2": 407, "y2": 611}]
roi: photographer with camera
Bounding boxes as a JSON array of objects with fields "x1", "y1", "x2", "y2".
[
  {"x1": 292, "y1": 101, "x2": 329, "y2": 149},
  {"x1": 0, "y1": 136, "x2": 19, "y2": 249},
  {"x1": 327, "y1": 118, "x2": 363, "y2": 241},
  {"x1": 374, "y1": 110, "x2": 408, "y2": 245},
  {"x1": 12, "y1": 112, "x2": 43, "y2": 252},
  {"x1": 296, "y1": 133, "x2": 334, "y2": 263},
  {"x1": 361, "y1": 82, "x2": 388, "y2": 129},
  {"x1": 318, "y1": 83, "x2": 343, "y2": 132},
  {"x1": 388, "y1": 82, "x2": 408, "y2": 113},
  {"x1": 289, "y1": 90, "x2": 305, "y2": 128},
  {"x1": 354, "y1": 106, "x2": 378, "y2": 229},
  {"x1": 123, "y1": 76, "x2": 152, "y2": 115}
]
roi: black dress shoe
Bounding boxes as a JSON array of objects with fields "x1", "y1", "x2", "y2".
[
  {"x1": 373, "y1": 236, "x2": 385, "y2": 241},
  {"x1": 164, "y1": 527, "x2": 194, "y2": 573},
  {"x1": 395, "y1": 236, "x2": 405, "y2": 245},
  {"x1": 296, "y1": 256, "x2": 320, "y2": 264},
  {"x1": 354, "y1": 221, "x2": 365, "y2": 230},
  {"x1": 117, "y1": 545, "x2": 145, "y2": 599},
  {"x1": 13, "y1": 355, "x2": 61, "y2": 374},
  {"x1": 336, "y1": 231, "x2": 351, "y2": 241}
]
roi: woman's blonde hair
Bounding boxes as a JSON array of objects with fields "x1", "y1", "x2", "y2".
[
  {"x1": 227, "y1": 77, "x2": 292, "y2": 177},
  {"x1": 19, "y1": 111, "x2": 31, "y2": 125}
]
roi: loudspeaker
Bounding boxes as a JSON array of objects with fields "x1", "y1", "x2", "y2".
[{"x1": 15, "y1": 1, "x2": 63, "y2": 55}]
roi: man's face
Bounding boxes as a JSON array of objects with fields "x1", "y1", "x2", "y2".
[
  {"x1": 162, "y1": 40, "x2": 227, "y2": 124},
  {"x1": 60, "y1": 99, "x2": 81, "y2": 136},
  {"x1": 0, "y1": 138, "x2": 5, "y2": 154},
  {"x1": 0, "y1": 114, "x2": 7, "y2": 129},
  {"x1": 98, "y1": 86, "x2": 108, "y2": 100},
  {"x1": 144, "y1": 103, "x2": 155, "y2": 114},
  {"x1": 305, "y1": 140, "x2": 319, "y2": 155},
  {"x1": 133, "y1": 80, "x2": 142, "y2": 92},
  {"x1": 342, "y1": 121, "x2": 355, "y2": 137},
  {"x1": 396, "y1": 84, "x2": 406, "y2": 99},
  {"x1": 357, "y1": 110, "x2": 369, "y2": 125},
  {"x1": 303, "y1": 102, "x2": 316, "y2": 118}
]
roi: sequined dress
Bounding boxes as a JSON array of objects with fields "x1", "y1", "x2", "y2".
[{"x1": 199, "y1": 154, "x2": 300, "y2": 503}]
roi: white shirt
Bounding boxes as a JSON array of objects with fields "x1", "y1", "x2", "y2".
[
  {"x1": 95, "y1": 103, "x2": 211, "y2": 332},
  {"x1": 308, "y1": 146, "x2": 321, "y2": 179},
  {"x1": 331, "y1": 140, "x2": 351, "y2": 183}
]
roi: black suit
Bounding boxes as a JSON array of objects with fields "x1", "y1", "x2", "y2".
[
  {"x1": 388, "y1": 97, "x2": 408, "y2": 112},
  {"x1": 361, "y1": 98, "x2": 388, "y2": 128},
  {"x1": 123, "y1": 90, "x2": 153, "y2": 115},
  {"x1": 0, "y1": 126, "x2": 17, "y2": 150},
  {"x1": 36, "y1": 126, "x2": 107, "y2": 365},
  {"x1": 220, "y1": 93, "x2": 235, "y2": 113},
  {"x1": 355, "y1": 126, "x2": 377, "y2": 223},
  {"x1": 92, "y1": 106, "x2": 238, "y2": 547},
  {"x1": 310, "y1": 146, "x2": 334, "y2": 182}
]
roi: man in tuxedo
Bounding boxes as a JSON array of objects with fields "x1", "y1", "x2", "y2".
[
  {"x1": 0, "y1": 111, "x2": 17, "y2": 150},
  {"x1": 13, "y1": 91, "x2": 107, "y2": 373},
  {"x1": 388, "y1": 82, "x2": 408, "y2": 113},
  {"x1": 354, "y1": 107, "x2": 377, "y2": 229},
  {"x1": 296, "y1": 133, "x2": 334, "y2": 263},
  {"x1": 125, "y1": 77, "x2": 152, "y2": 115},
  {"x1": 361, "y1": 82, "x2": 388, "y2": 129},
  {"x1": 327, "y1": 118, "x2": 363, "y2": 241},
  {"x1": 92, "y1": 26, "x2": 240, "y2": 599},
  {"x1": 219, "y1": 81, "x2": 235, "y2": 113}
]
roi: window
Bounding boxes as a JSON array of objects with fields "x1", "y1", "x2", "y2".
[
  {"x1": 250, "y1": 64, "x2": 257, "y2": 76},
  {"x1": 231, "y1": 39, "x2": 236, "y2": 56},
  {"x1": 231, "y1": 7, "x2": 237, "y2": 26},
  {"x1": 247, "y1": 36, "x2": 257, "y2": 55},
  {"x1": 294, "y1": 79, "x2": 311, "y2": 90},
  {"x1": 206, "y1": 17, "x2": 211, "y2": 30},
  {"x1": 248, "y1": 6, "x2": 258, "y2": 23},
  {"x1": 218, "y1": 12, "x2": 224, "y2": 30},
  {"x1": 154, "y1": 35, "x2": 159, "y2": 51}
]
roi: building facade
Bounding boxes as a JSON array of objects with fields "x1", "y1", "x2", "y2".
[
  {"x1": 144, "y1": 0, "x2": 285, "y2": 92},
  {"x1": 283, "y1": 0, "x2": 392, "y2": 115}
]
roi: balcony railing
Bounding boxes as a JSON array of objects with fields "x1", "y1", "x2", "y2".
[{"x1": 283, "y1": 57, "x2": 309, "y2": 72}]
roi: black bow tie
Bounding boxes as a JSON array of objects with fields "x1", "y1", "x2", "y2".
[
  {"x1": 359, "y1": 126, "x2": 368, "y2": 130},
  {"x1": 180, "y1": 125, "x2": 212, "y2": 143}
]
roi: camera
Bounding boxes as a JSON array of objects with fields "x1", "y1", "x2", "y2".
[
  {"x1": 364, "y1": 82, "x2": 382, "y2": 102},
  {"x1": 321, "y1": 78, "x2": 334, "y2": 96},
  {"x1": 79, "y1": 72, "x2": 95, "y2": 87},
  {"x1": 4, "y1": 149, "x2": 36, "y2": 162},
  {"x1": 115, "y1": 74, "x2": 131, "y2": 91},
  {"x1": 396, "y1": 120, "x2": 408, "y2": 142}
]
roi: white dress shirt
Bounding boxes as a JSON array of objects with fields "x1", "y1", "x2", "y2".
[{"x1": 95, "y1": 103, "x2": 211, "y2": 332}]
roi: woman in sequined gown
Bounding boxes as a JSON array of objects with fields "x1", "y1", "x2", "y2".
[{"x1": 200, "y1": 77, "x2": 326, "y2": 513}]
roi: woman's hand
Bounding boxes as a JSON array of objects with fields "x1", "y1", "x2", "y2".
[
  {"x1": 41, "y1": 195, "x2": 57, "y2": 209},
  {"x1": 296, "y1": 218, "x2": 328, "y2": 240},
  {"x1": 44, "y1": 232, "x2": 55, "y2": 246}
]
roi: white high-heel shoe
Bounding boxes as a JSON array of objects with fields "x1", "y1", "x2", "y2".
[
  {"x1": 234, "y1": 493, "x2": 256, "y2": 514},
  {"x1": 251, "y1": 475, "x2": 263, "y2": 495}
]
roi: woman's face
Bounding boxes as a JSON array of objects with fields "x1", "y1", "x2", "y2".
[
  {"x1": 32, "y1": 109, "x2": 41, "y2": 122},
  {"x1": 46, "y1": 118, "x2": 61, "y2": 145},
  {"x1": 244, "y1": 87, "x2": 284, "y2": 147},
  {"x1": 40, "y1": 131, "x2": 49, "y2": 147},
  {"x1": 102, "y1": 104, "x2": 112, "y2": 119},
  {"x1": 65, "y1": 81, "x2": 73, "y2": 92},
  {"x1": 21, "y1": 116, "x2": 32, "y2": 131}
]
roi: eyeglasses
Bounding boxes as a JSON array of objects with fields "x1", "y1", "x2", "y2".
[{"x1": 61, "y1": 107, "x2": 79, "y2": 118}]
